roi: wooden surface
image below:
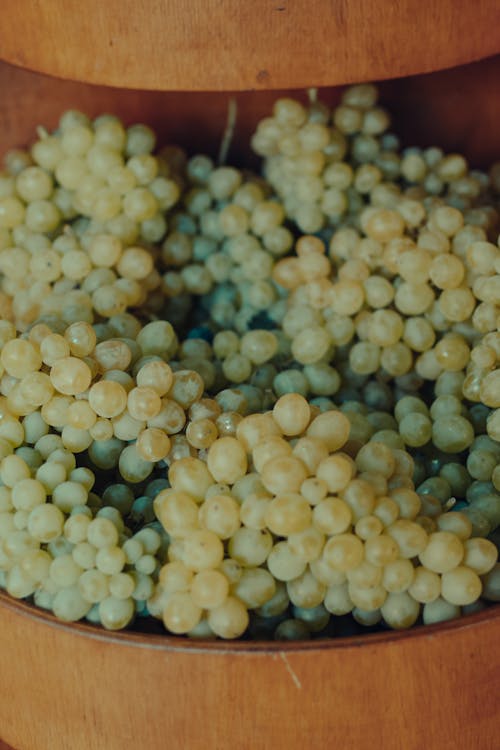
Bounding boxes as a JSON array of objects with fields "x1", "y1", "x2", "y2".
[
  {"x1": 0, "y1": 26, "x2": 500, "y2": 750},
  {"x1": 1, "y1": 55, "x2": 500, "y2": 170},
  {"x1": 0, "y1": 0, "x2": 499, "y2": 91},
  {"x1": 0, "y1": 592, "x2": 499, "y2": 750}
]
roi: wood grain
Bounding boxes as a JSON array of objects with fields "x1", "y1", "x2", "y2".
[
  {"x1": 0, "y1": 592, "x2": 499, "y2": 750},
  {"x1": 0, "y1": 0, "x2": 499, "y2": 91},
  {"x1": 0, "y1": 55, "x2": 500, "y2": 169}
]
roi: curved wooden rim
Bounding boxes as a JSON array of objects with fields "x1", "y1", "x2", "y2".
[
  {"x1": 1, "y1": 590, "x2": 499, "y2": 655},
  {"x1": 0, "y1": 0, "x2": 499, "y2": 91},
  {"x1": 1, "y1": 51, "x2": 499, "y2": 94}
]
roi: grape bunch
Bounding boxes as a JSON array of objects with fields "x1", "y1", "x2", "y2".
[{"x1": 0, "y1": 86, "x2": 498, "y2": 640}]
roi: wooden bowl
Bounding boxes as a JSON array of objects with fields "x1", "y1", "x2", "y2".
[
  {"x1": 0, "y1": 590, "x2": 499, "y2": 750},
  {"x1": 0, "y1": 14, "x2": 499, "y2": 747}
]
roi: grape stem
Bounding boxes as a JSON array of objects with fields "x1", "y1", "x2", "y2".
[
  {"x1": 218, "y1": 98, "x2": 238, "y2": 166},
  {"x1": 308, "y1": 88, "x2": 318, "y2": 104}
]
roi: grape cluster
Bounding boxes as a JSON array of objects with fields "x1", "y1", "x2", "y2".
[{"x1": 0, "y1": 87, "x2": 499, "y2": 640}]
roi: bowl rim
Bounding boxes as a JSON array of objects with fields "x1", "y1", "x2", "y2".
[{"x1": 1, "y1": 590, "x2": 499, "y2": 655}]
